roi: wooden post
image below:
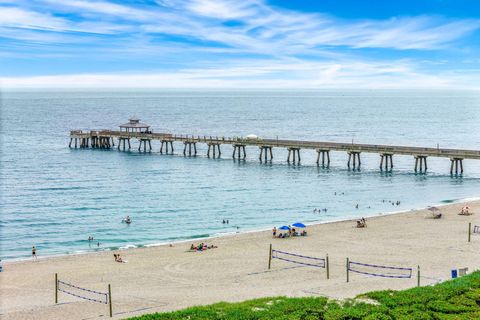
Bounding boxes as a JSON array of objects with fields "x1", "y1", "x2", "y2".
[
  {"x1": 269, "y1": 147, "x2": 273, "y2": 160},
  {"x1": 326, "y1": 254, "x2": 329, "y2": 280},
  {"x1": 259, "y1": 147, "x2": 263, "y2": 161},
  {"x1": 55, "y1": 273, "x2": 58, "y2": 303},
  {"x1": 108, "y1": 284, "x2": 112, "y2": 318},
  {"x1": 268, "y1": 244, "x2": 272, "y2": 270},
  {"x1": 417, "y1": 265, "x2": 420, "y2": 287},
  {"x1": 346, "y1": 257, "x2": 349, "y2": 282},
  {"x1": 468, "y1": 222, "x2": 471, "y2": 242}
]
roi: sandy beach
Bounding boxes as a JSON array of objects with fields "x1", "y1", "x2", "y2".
[{"x1": 1, "y1": 200, "x2": 479, "y2": 320}]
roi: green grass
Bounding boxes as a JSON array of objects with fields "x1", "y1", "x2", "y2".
[{"x1": 129, "y1": 271, "x2": 480, "y2": 320}]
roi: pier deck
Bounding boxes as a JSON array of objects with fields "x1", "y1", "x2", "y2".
[{"x1": 69, "y1": 129, "x2": 480, "y2": 174}]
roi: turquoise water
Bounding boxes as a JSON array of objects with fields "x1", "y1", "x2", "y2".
[{"x1": 1, "y1": 89, "x2": 479, "y2": 260}]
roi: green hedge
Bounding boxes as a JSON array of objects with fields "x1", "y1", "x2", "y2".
[{"x1": 130, "y1": 271, "x2": 480, "y2": 319}]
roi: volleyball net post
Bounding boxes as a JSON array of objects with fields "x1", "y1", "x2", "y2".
[
  {"x1": 346, "y1": 257, "x2": 349, "y2": 283},
  {"x1": 268, "y1": 244, "x2": 272, "y2": 270},
  {"x1": 326, "y1": 254, "x2": 330, "y2": 280},
  {"x1": 417, "y1": 265, "x2": 421, "y2": 287},
  {"x1": 108, "y1": 284, "x2": 112, "y2": 318},
  {"x1": 468, "y1": 222, "x2": 471, "y2": 243},
  {"x1": 55, "y1": 273, "x2": 58, "y2": 304}
]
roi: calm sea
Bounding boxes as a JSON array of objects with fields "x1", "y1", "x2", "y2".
[{"x1": 1, "y1": 89, "x2": 479, "y2": 260}]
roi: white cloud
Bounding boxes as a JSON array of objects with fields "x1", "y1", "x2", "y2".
[
  {"x1": 1, "y1": 0, "x2": 479, "y2": 89},
  {"x1": 2, "y1": 59, "x2": 478, "y2": 89},
  {"x1": 2, "y1": 0, "x2": 478, "y2": 51}
]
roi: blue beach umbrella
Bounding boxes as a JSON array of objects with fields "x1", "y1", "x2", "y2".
[
  {"x1": 279, "y1": 226, "x2": 290, "y2": 230},
  {"x1": 292, "y1": 222, "x2": 306, "y2": 228}
]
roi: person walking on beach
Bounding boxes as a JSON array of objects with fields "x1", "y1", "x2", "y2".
[
  {"x1": 272, "y1": 227, "x2": 277, "y2": 237},
  {"x1": 32, "y1": 246, "x2": 37, "y2": 260}
]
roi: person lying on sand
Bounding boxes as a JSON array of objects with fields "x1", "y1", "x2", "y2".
[{"x1": 189, "y1": 243, "x2": 217, "y2": 251}]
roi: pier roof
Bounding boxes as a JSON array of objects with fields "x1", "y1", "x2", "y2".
[{"x1": 119, "y1": 117, "x2": 150, "y2": 130}]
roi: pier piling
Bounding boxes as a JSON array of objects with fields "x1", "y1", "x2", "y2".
[
  {"x1": 207, "y1": 143, "x2": 221, "y2": 158},
  {"x1": 316, "y1": 149, "x2": 330, "y2": 167},
  {"x1": 259, "y1": 146, "x2": 273, "y2": 162},
  {"x1": 450, "y1": 157, "x2": 464, "y2": 175},
  {"x1": 287, "y1": 147, "x2": 300, "y2": 163},
  {"x1": 348, "y1": 151, "x2": 361, "y2": 170},
  {"x1": 380, "y1": 153, "x2": 393, "y2": 171},
  {"x1": 160, "y1": 140, "x2": 174, "y2": 154},
  {"x1": 414, "y1": 155, "x2": 428, "y2": 173},
  {"x1": 232, "y1": 144, "x2": 246, "y2": 159}
]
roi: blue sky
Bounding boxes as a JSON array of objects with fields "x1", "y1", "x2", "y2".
[{"x1": 1, "y1": 0, "x2": 479, "y2": 88}]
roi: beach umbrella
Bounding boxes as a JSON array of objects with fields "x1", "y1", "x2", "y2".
[
  {"x1": 292, "y1": 222, "x2": 306, "y2": 228},
  {"x1": 428, "y1": 206, "x2": 440, "y2": 212},
  {"x1": 279, "y1": 226, "x2": 290, "y2": 231}
]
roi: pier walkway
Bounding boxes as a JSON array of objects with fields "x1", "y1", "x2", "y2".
[{"x1": 69, "y1": 129, "x2": 480, "y2": 175}]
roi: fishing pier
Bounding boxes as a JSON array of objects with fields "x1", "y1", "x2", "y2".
[{"x1": 70, "y1": 118, "x2": 480, "y2": 175}]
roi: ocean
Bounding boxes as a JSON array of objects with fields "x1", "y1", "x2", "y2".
[{"x1": 1, "y1": 89, "x2": 479, "y2": 260}]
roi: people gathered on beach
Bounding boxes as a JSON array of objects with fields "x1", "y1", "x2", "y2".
[
  {"x1": 189, "y1": 243, "x2": 218, "y2": 251},
  {"x1": 113, "y1": 253, "x2": 126, "y2": 263},
  {"x1": 273, "y1": 226, "x2": 307, "y2": 238},
  {"x1": 356, "y1": 217, "x2": 367, "y2": 228}
]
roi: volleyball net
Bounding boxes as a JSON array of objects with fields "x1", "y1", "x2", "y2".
[
  {"x1": 57, "y1": 279, "x2": 108, "y2": 304},
  {"x1": 346, "y1": 259, "x2": 421, "y2": 286},
  {"x1": 268, "y1": 245, "x2": 329, "y2": 279},
  {"x1": 272, "y1": 249, "x2": 326, "y2": 268},
  {"x1": 55, "y1": 273, "x2": 112, "y2": 317}
]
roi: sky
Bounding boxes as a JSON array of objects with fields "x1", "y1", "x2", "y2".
[{"x1": 1, "y1": 0, "x2": 480, "y2": 89}]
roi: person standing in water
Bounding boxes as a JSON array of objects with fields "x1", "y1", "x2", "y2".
[{"x1": 32, "y1": 246, "x2": 37, "y2": 260}]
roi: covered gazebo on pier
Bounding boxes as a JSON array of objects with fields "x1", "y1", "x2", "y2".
[{"x1": 119, "y1": 117, "x2": 151, "y2": 133}]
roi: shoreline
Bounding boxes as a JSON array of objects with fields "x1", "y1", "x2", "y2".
[{"x1": 4, "y1": 196, "x2": 478, "y2": 265}]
